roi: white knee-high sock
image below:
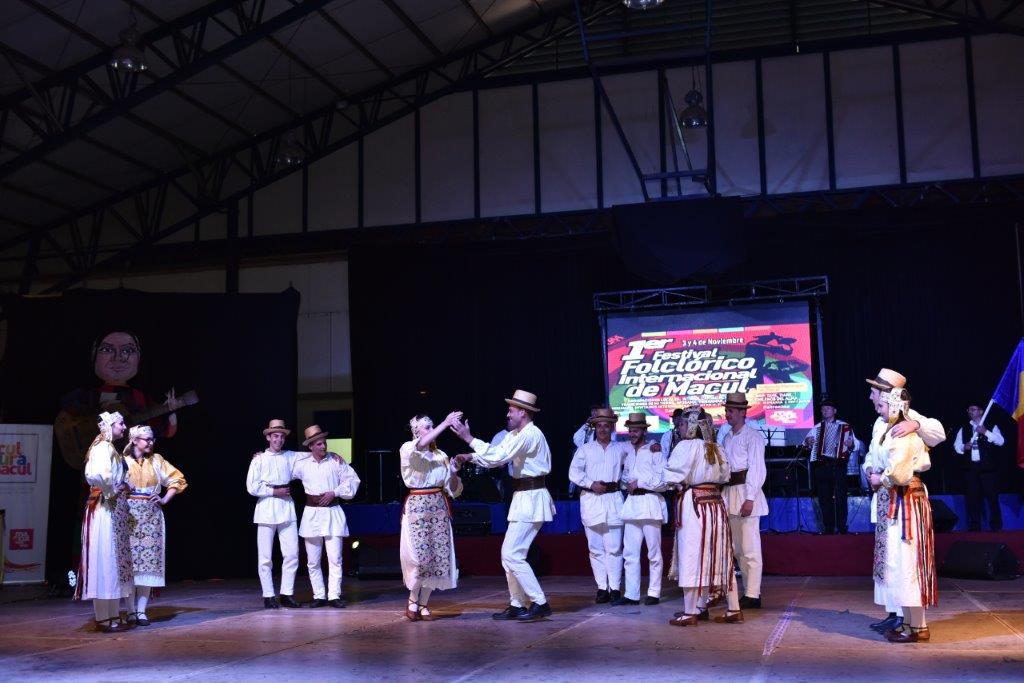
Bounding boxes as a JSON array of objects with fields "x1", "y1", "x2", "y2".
[
  {"x1": 136, "y1": 586, "x2": 151, "y2": 615},
  {"x1": 418, "y1": 587, "x2": 433, "y2": 607},
  {"x1": 905, "y1": 606, "x2": 926, "y2": 628},
  {"x1": 683, "y1": 588, "x2": 699, "y2": 614}
]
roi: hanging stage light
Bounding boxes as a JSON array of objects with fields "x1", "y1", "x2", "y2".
[
  {"x1": 623, "y1": 0, "x2": 665, "y2": 9},
  {"x1": 275, "y1": 132, "x2": 305, "y2": 167},
  {"x1": 110, "y1": 26, "x2": 148, "y2": 73},
  {"x1": 678, "y1": 87, "x2": 708, "y2": 129}
]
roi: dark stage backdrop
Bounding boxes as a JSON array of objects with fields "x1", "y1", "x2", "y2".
[
  {"x1": 0, "y1": 288, "x2": 300, "y2": 583},
  {"x1": 349, "y1": 205, "x2": 1024, "y2": 499}
]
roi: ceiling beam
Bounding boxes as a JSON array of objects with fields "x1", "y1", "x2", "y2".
[
  {"x1": 458, "y1": 0, "x2": 495, "y2": 37},
  {"x1": 866, "y1": 0, "x2": 1024, "y2": 36},
  {"x1": 0, "y1": 0, "x2": 334, "y2": 183},
  {"x1": 8, "y1": 1, "x2": 622, "y2": 290},
  {"x1": 381, "y1": 0, "x2": 444, "y2": 59}
]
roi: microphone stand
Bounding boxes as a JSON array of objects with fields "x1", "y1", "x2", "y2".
[{"x1": 789, "y1": 437, "x2": 812, "y2": 534}]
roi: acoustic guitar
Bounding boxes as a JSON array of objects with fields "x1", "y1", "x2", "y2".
[{"x1": 54, "y1": 390, "x2": 198, "y2": 470}]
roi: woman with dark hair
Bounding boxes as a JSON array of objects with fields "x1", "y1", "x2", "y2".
[
  {"x1": 871, "y1": 387, "x2": 937, "y2": 643},
  {"x1": 398, "y1": 411, "x2": 464, "y2": 621}
]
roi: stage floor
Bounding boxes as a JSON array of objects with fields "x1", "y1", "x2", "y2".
[{"x1": 2, "y1": 575, "x2": 1022, "y2": 681}]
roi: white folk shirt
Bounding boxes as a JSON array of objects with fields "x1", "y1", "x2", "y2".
[
  {"x1": 569, "y1": 440, "x2": 626, "y2": 527},
  {"x1": 719, "y1": 423, "x2": 768, "y2": 517},
  {"x1": 470, "y1": 421, "x2": 556, "y2": 523},
  {"x1": 572, "y1": 423, "x2": 596, "y2": 450},
  {"x1": 399, "y1": 441, "x2": 464, "y2": 497},
  {"x1": 247, "y1": 449, "x2": 303, "y2": 525},
  {"x1": 953, "y1": 422, "x2": 1005, "y2": 462},
  {"x1": 291, "y1": 453, "x2": 360, "y2": 537},
  {"x1": 863, "y1": 409, "x2": 943, "y2": 523},
  {"x1": 659, "y1": 429, "x2": 683, "y2": 458},
  {"x1": 881, "y1": 432, "x2": 931, "y2": 488},
  {"x1": 620, "y1": 442, "x2": 670, "y2": 523},
  {"x1": 870, "y1": 408, "x2": 946, "y2": 450},
  {"x1": 664, "y1": 439, "x2": 731, "y2": 489}
]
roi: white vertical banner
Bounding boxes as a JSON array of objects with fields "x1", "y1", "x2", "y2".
[{"x1": 0, "y1": 424, "x2": 52, "y2": 584}]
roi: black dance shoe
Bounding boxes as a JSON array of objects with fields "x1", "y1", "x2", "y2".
[
  {"x1": 278, "y1": 595, "x2": 302, "y2": 608},
  {"x1": 264, "y1": 597, "x2": 280, "y2": 609},
  {"x1": 516, "y1": 602, "x2": 553, "y2": 622},
  {"x1": 595, "y1": 589, "x2": 610, "y2": 604},
  {"x1": 738, "y1": 596, "x2": 761, "y2": 609},
  {"x1": 610, "y1": 595, "x2": 639, "y2": 606},
  {"x1": 492, "y1": 605, "x2": 528, "y2": 620}
]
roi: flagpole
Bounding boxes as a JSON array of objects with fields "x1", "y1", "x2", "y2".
[{"x1": 979, "y1": 398, "x2": 995, "y2": 425}]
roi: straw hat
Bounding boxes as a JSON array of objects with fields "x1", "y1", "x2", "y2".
[
  {"x1": 302, "y1": 424, "x2": 329, "y2": 447},
  {"x1": 623, "y1": 412, "x2": 650, "y2": 429},
  {"x1": 865, "y1": 368, "x2": 906, "y2": 391},
  {"x1": 505, "y1": 389, "x2": 540, "y2": 412},
  {"x1": 724, "y1": 392, "x2": 749, "y2": 410},
  {"x1": 263, "y1": 419, "x2": 291, "y2": 436},
  {"x1": 589, "y1": 407, "x2": 618, "y2": 424}
]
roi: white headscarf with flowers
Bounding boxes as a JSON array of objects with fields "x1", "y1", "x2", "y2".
[{"x1": 96, "y1": 411, "x2": 124, "y2": 439}]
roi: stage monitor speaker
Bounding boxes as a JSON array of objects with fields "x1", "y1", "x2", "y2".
[
  {"x1": 357, "y1": 544, "x2": 402, "y2": 579},
  {"x1": 930, "y1": 499, "x2": 958, "y2": 533},
  {"x1": 767, "y1": 460, "x2": 800, "y2": 497},
  {"x1": 612, "y1": 197, "x2": 744, "y2": 285},
  {"x1": 451, "y1": 504, "x2": 492, "y2": 536},
  {"x1": 940, "y1": 541, "x2": 1019, "y2": 580}
]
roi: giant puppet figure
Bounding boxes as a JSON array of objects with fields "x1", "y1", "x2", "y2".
[{"x1": 55, "y1": 330, "x2": 195, "y2": 469}]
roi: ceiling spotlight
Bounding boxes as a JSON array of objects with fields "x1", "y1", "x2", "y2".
[
  {"x1": 110, "y1": 26, "x2": 148, "y2": 73},
  {"x1": 678, "y1": 88, "x2": 708, "y2": 129},
  {"x1": 275, "y1": 132, "x2": 305, "y2": 167},
  {"x1": 623, "y1": 0, "x2": 665, "y2": 9}
]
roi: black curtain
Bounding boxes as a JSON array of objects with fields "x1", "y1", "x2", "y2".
[
  {"x1": 0, "y1": 288, "x2": 299, "y2": 582},
  {"x1": 349, "y1": 235, "x2": 647, "y2": 499},
  {"x1": 350, "y1": 205, "x2": 1024, "y2": 498}
]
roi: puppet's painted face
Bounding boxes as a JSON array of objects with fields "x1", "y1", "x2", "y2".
[{"x1": 94, "y1": 332, "x2": 140, "y2": 385}]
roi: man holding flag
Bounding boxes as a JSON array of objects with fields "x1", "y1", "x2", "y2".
[{"x1": 991, "y1": 338, "x2": 1024, "y2": 471}]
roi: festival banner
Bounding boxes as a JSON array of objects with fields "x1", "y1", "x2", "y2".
[
  {"x1": 0, "y1": 424, "x2": 52, "y2": 584},
  {"x1": 605, "y1": 303, "x2": 815, "y2": 434}
]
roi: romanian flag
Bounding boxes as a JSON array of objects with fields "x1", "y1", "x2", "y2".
[{"x1": 992, "y1": 338, "x2": 1024, "y2": 467}]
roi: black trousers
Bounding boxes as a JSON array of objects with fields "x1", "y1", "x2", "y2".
[
  {"x1": 813, "y1": 459, "x2": 848, "y2": 533},
  {"x1": 966, "y1": 462, "x2": 1002, "y2": 531}
]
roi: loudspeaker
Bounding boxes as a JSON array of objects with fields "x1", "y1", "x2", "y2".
[
  {"x1": 930, "y1": 499, "x2": 958, "y2": 533},
  {"x1": 767, "y1": 461, "x2": 800, "y2": 497},
  {"x1": 612, "y1": 197, "x2": 744, "y2": 284},
  {"x1": 451, "y1": 504, "x2": 492, "y2": 536},
  {"x1": 940, "y1": 541, "x2": 1019, "y2": 580},
  {"x1": 356, "y1": 543, "x2": 402, "y2": 578}
]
